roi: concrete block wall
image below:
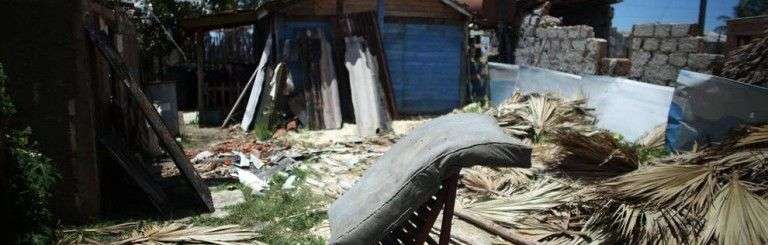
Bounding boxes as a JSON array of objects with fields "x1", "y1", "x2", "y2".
[
  {"x1": 629, "y1": 23, "x2": 725, "y2": 85},
  {"x1": 515, "y1": 15, "x2": 608, "y2": 75}
]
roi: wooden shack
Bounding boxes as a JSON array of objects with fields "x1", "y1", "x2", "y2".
[
  {"x1": 183, "y1": 0, "x2": 473, "y2": 117},
  {"x1": 0, "y1": 0, "x2": 211, "y2": 224},
  {"x1": 726, "y1": 15, "x2": 768, "y2": 54}
]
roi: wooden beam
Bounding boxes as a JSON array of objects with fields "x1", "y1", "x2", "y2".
[
  {"x1": 84, "y1": 26, "x2": 214, "y2": 212},
  {"x1": 195, "y1": 32, "x2": 206, "y2": 115},
  {"x1": 98, "y1": 134, "x2": 169, "y2": 214}
]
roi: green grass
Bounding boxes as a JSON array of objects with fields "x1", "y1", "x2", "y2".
[
  {"x1": 57, "y1": 168, "x2": 328, "y2": 244},
  {"x1": 192, "y1": 169, "x2": 327, "y2": 244}
]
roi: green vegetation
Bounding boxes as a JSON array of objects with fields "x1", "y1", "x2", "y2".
[
  {"x1": 0, "y1": 63, "x2": 60, "y2": 244},
  {"x1": 193, "y1": 169, "x2": 327, "y2": 244}
]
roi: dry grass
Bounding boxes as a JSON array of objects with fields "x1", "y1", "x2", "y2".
[{"x1": 463, "y1": 92, "x2": 768, "y2": 244}]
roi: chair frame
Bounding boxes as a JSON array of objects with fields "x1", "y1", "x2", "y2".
[{"x1": 380, "y1": 173, "x2": 460, "y2": 245}]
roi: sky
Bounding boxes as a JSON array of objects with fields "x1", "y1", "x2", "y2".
[{"x1": 613, "y1": 0, "x2": 740, "y2": 33}]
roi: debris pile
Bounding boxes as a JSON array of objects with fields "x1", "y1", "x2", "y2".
[
  {"x1": 722, "y1": 29, "x2": 768, "y2": 86},
  {"x1": 448, "y1": 92, "x2": 768, "y2": 244}
]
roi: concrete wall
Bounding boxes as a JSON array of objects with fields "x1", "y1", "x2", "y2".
[
  {"x1": 515, "y1": 15, "x2": 608, "y2": 75},
  {"x1": 629, "y1": 23, "x2": 724, "y2": 86}
]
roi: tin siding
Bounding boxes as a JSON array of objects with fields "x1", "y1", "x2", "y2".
[{"x1": 383, "y1": 22, "x2": 463, "y2": 115}]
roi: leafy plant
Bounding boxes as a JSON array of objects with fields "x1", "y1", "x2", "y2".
[{"x1": 1, "y1": 63, "x2": 60, "y2": 244}]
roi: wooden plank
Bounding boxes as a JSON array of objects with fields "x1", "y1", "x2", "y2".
[
  {"x1": 84, "y1": 26, "x2": 214, "y2": 212},
  {"x1": 98, "y1": 134, "x2": 169, "y2": 214},
  {"x1": 195, "y1": 32, "x2": 206, "y2": 116},
  {"x1": 220, "y1": 67, "x2": 259, "y2": 128},
  {"x1": 438, "y1": 175, "x2": 458, "y2": 245}
]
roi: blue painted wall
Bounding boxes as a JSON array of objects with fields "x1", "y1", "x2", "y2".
[{"x1": 382, "y1": 22, "x2": 463, "y2": 115}]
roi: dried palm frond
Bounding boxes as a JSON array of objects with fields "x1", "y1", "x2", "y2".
[
  {"x1": 637, "y1": 124, "x2": 667, "y2": 149},
  {"x1": 585, "y1": 201, "x2": 694, "y2": 244},
  {"x1": 700, "y1": 177, "x2": 768, "y2": 245},
  {"x1": 721, "y1": 29, "x2": 768, "y2": 86},
  {"x1": 461, "y1": 166, "x2": 534, "y2": 196},
  {"x1": 492, "y1": 92, "x2": 595, "y2": 140},
  {"x1": 547, "y1": 130, "x2": 638, "y2": 178},
  {"x1": 499, "y1": 167, "x2": 535, "y2": 188},
  {"x1": 520, "y1": 95, "x2": 560, "y2": 136},
  {"x1": 600, "y1": 164, "x2": 718, "y2": 214},
  {"x1": 734, "y1": 125, "x2": 768, "y2": 148},
  {"x1": 531, "y1": 143, "x2": 567, "y2": 170},
  {"x1": 461, "y1": 167, "x2": 508, "y2": 194},
  {"x1": 459, "y1": 179, "x2": 574, "y2": 228},
  {"x1": 117, "y1": 223, "x2": 261, "y2": 245}
]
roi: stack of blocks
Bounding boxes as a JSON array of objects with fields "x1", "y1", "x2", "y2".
[
  {"x1": 629, "y1": 23, "x2": 724, "y2": 86},
  {"x1": 515, "y1": 15, "x2": 608, "y2": 75}
]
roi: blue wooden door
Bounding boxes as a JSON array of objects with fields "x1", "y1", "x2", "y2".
[{"x1": 382, "y1": 22, "x2": 463, "y2": 115}]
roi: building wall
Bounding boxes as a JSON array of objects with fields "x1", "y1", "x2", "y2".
[
  {"x1": 514, "y1": 14, "x2": 608, "y2": 75},
  {"x1": 629, "y1": 23, "x2": 725, "y2": 86},
  {"x1": 383, "y1": 22, "x2": 464, "y2": 114},
  {"x1": 0, "y1": 0, "x2": 100, "y2": 224},
  {"x1": 285, "y1": 0, "x2": 465, "y2": 20}
]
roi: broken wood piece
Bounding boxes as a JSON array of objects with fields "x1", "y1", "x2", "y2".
[
  {"x1": 454, "y1": 210, "x2": 538, "y2": 245},
  {"x1": 220, "y1": 66, "x2": 260, "y2": 128},
  {"x1": 241, "y1": 33, "x2": 274, "y2": 131},
  {"x1": 85, "y1": 26, "x2": 213, "y2": 212}
]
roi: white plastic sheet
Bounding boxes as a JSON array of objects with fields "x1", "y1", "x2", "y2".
[
  {"x1": 489, "y1": 63, "x2": 674, "y2": 141},
  {"x1": 667, "y1": 70, "x2": 768, "y2": 150}
]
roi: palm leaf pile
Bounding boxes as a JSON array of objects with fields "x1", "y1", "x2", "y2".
[
  {"x1": 722, "y1": 29, "x2": 768, "y2": 86},
  {"x1": 488, "y1": 92, "x2": 595, "y2": 140},
  {"x1": 117, "y1": 223, "x2": 261, "y2": 245},
  {"x1": 457, "y1": 92, "x2": 768, "y2": 244}
]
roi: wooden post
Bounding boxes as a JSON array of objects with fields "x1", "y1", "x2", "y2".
[
  {"x1": 698, "y1": 0, "x2": 708, "y2": 36},
  {"x1": 195, "y1": 32, "x2": 206, "y2": 114},
  {"x1": 377, "y1": 0, "x2": 384, "y2": 33},
  {"x1": 439, "y1": 174, "x2": 459, "y2": 245},
  {"x1": 336, "y1": 0, "x2": 344, "y2": 15}
]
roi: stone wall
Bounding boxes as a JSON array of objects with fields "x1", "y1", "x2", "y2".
[
  {"x1": 629, "y1": 23, "x2": 725, "y2": 85},
  {"x1": 515, "y1": 15, "x2": 608, "y2": 75}
]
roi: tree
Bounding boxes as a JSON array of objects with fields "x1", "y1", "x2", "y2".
[{"x1": 735, "y1": 0, "x2": 768, "y2": 17}]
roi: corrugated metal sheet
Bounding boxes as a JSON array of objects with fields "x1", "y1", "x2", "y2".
[
  {"x1": 382, "y1": 22, "x2": 463, "y2": 115},
  {"x1": 279, "y1": 20, "x2": 333, "y2": 88}
]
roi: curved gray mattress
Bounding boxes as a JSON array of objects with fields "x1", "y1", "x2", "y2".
[{"x1": 329, "y1": 113, "x2": 532, "y2": 244}]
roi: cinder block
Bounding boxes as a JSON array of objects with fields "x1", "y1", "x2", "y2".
[
  {"x1": 572, "y1": 39, "x2": 586, "y2": 50},
  {"x1": 671, "y1": 24, "x2": 698, "y2": 37},
  {"x1": 631, "y1": 50, "x2": 652, "y2": 67},
  {"x1": 631, "y1": 38, "x2": 644, "y2": 50},
  {"x1": 654, "y1": 24, "x2": 672, "y2": 38},
  {"x1": 643, "y1": 38, "x2": 660, "y2": 51},
  {"x1": 660, "y1": 39, "x2": 678, "y2": 52},
  {"x1": 678, "y1": 37, "x2": 705, "y2": 53},
  {"x1": 669, "y1": 52, "x2": 688, "y2": 67},
  {"x1": 633, "y1": 24, "x2": 655, "y2": 37},
  {"x1": 650, "y1": 53, "x2": 669, "y2": 66}
]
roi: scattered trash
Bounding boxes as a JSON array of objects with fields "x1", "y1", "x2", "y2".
[
  {"x1": 236, "y1": 168, "x2": 268, "y2": 194},
  {"x1": 191, "y1": 151, "x2": 214, "y2": 164},
  {"x1": 282, "y1": 175, "x2": 297, "y2": 190}
]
